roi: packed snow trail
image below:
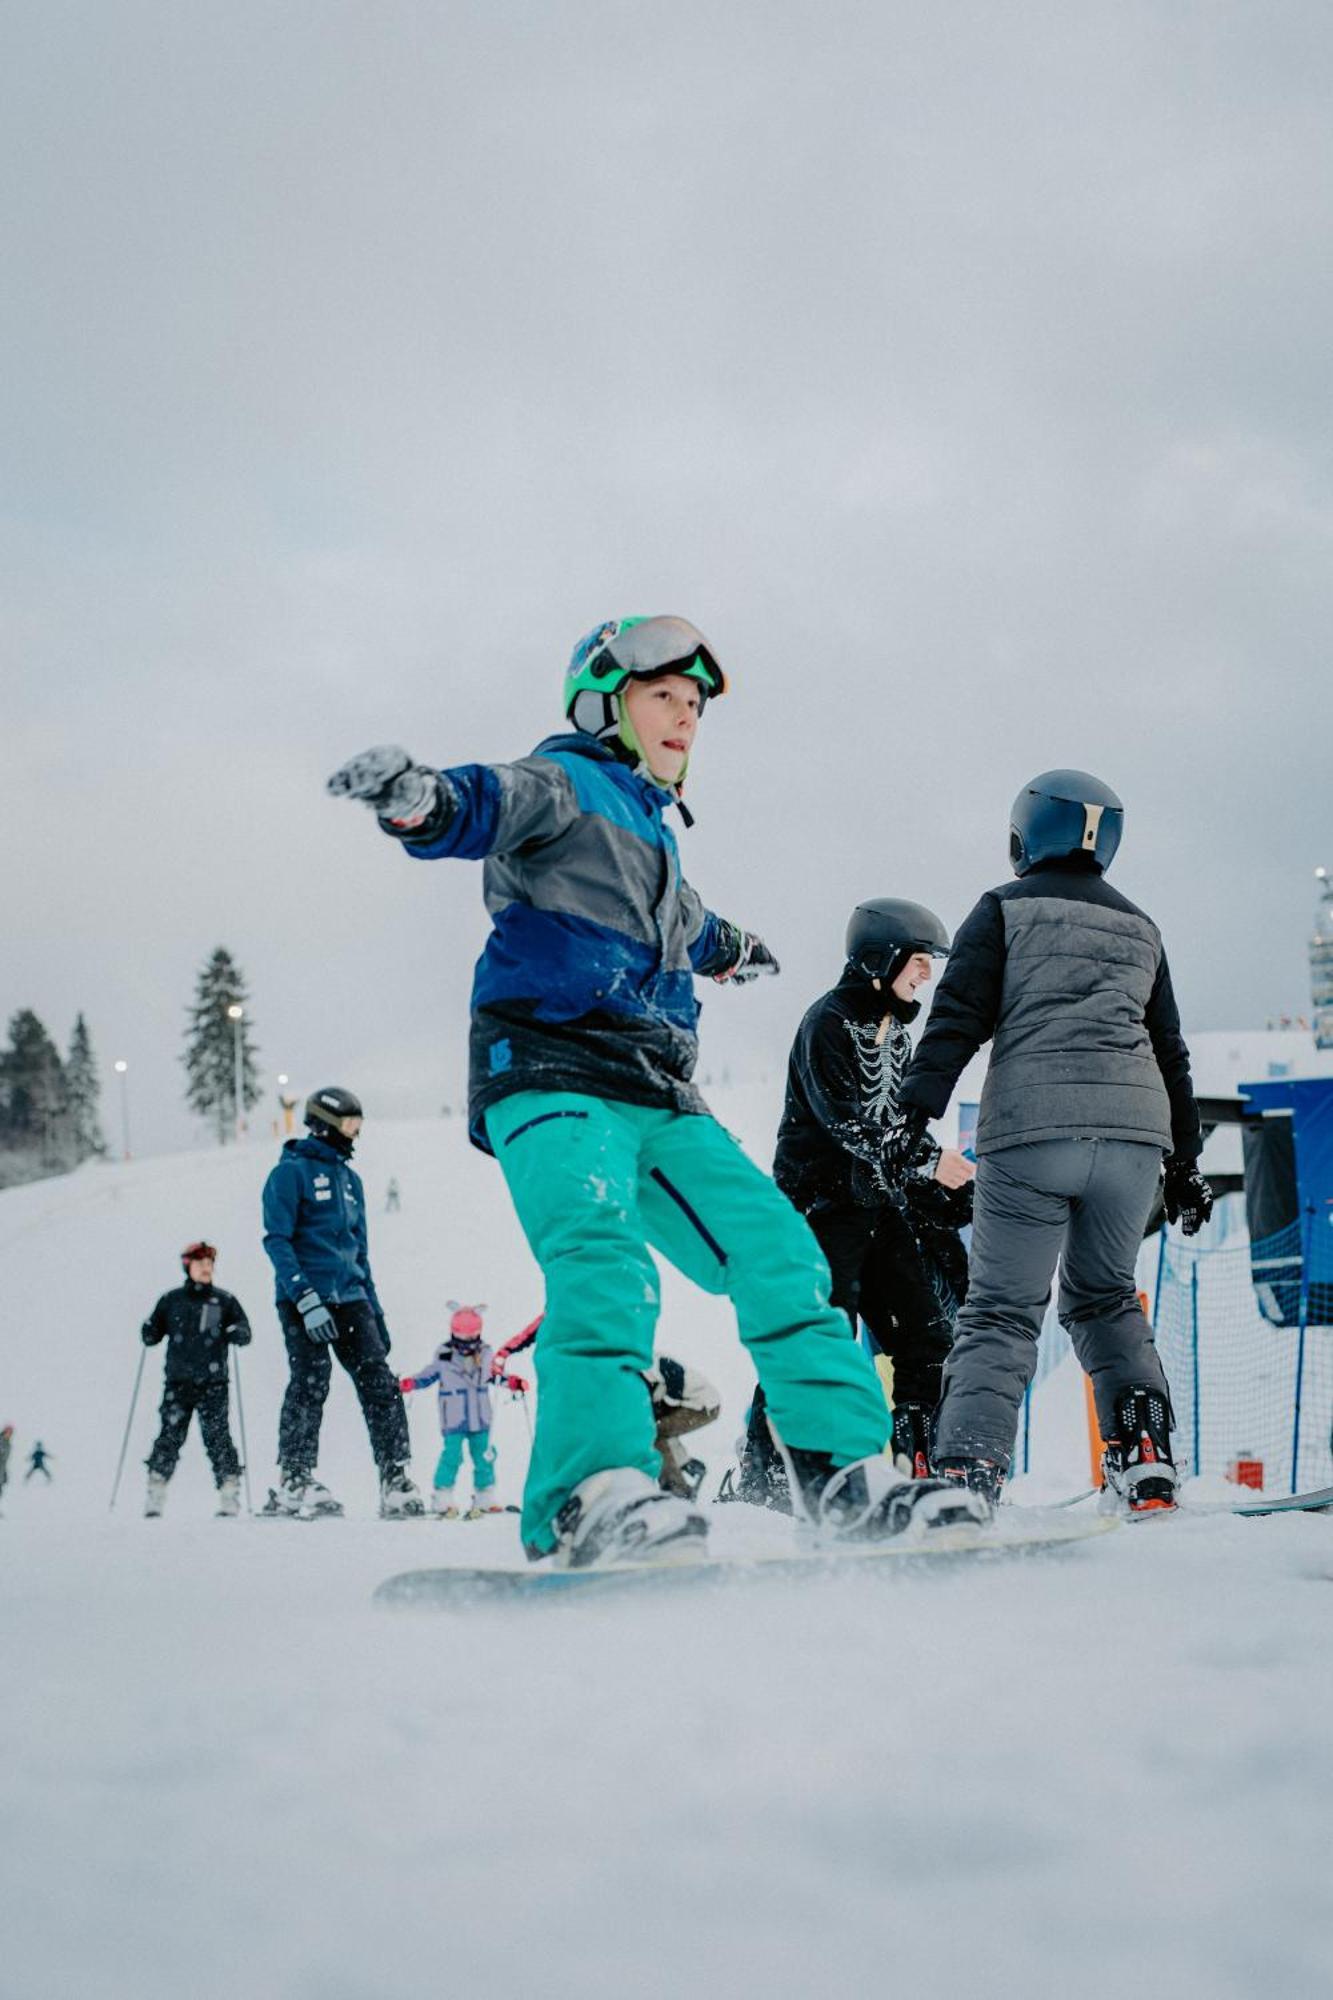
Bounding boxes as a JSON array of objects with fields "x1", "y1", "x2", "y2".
[{"x1": 4, "y1": 1101, "x2": 1333, "y2": 1998}]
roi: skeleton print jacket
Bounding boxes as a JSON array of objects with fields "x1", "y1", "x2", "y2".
[{"x1": 773, "y1": 971, "x2": 943, "y2": 1212}]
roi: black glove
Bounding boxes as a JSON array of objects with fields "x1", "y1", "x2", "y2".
[
  {"x1": 713, "y1": 922, "x2": 780, "y2": 985},
  {"x1": 1163, "y1": 1157, "x2": 1214, "y2": 1236},
  {"x1": 374, "y1": 1311, "x2": 391, "y2": 1356},
  {"x1": 326, "y1": 745, "x2": 453, "y2": 839},
  {"x1": 294, "y1": 1290, "x2": 337, "y2": 1343},
  {"x1": 881, "y1": 1109, "x2": 930, "y2": 1182}
]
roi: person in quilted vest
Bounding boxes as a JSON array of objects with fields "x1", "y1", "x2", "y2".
[{"x1": 892, "y1": 769, "x2": 1212, "y2": 1516}]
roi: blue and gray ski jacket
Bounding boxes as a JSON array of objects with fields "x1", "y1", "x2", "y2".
[
  {"x1": 395, "y1": 734, "x2": 740, "y2": 1148},
  {"x1": 261, "y1": 1134, "x2": 384, "y2": 1311}
]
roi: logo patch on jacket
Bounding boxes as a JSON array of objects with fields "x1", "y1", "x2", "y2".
[{"x1": 490, "y1": 1039, "x2": 513, "y2": 1075}]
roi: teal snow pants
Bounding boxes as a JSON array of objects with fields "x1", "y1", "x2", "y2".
[
  {"x1": 433, "y1": 1429, "x2": 496, "y2": 1493},
  {"x1": 484, "y1": 1091, "x2": 890, "y2": 1554}
]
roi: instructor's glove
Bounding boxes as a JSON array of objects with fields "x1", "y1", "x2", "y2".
[
  {"x1": 326, "y1": 745, "x2": 454, "y2": 840},
  {"x1": 881, "y1": 1109, "x2": 931, "y2": 1182},
  {"x1": 373, "y1": 1310, "x2": 392, "y2": 1356},
  {"x1": 1163, "y1": 1157, "x2": 1214, "y2": 1236},
  {"x1": 294, "y1": 1290, "x2": 337, "y2": 1343},
  {"x1": 713, "y1": 922, "x2": 780, "y2": 985}
]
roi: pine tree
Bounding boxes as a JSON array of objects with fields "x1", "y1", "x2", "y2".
[
  {"x1": 182, "y1": 948, "x2": 262, "y2": 1144},
  {"x1": 0, "y1": 1010, "x2": 73, "y2": 1170},
  {"x1": 66, "y1": 1013, "x2": 106, "y2": 1160}
]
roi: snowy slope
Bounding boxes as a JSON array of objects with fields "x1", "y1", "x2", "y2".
[{"x1": 5, "y1": 1096, "x2": 1333, "y2": 1999}]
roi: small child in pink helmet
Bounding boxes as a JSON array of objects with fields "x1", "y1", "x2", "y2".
[{"x1": 400, "y1": 1305, "x2": 521, "y2": 1518}]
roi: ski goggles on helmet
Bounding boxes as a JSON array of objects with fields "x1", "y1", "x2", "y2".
[
  {"x1": 181, "y1": 1240, "x2": 218, "y2": 1266},
  {"x1": 567, "y1": 616, "x2": 726, "y2": 708}
]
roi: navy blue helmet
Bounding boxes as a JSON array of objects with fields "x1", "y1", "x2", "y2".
[{"x1": 1009, "y1": 770, "x2": 1123, "y2": 877}]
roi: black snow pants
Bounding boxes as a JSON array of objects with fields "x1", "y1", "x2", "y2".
[
  {"x1": 276, "y1": 1298, "x2": 409, "y2": 1480},
  {"x1": 737, "y1": 1198, "x2": 955, "y2": 1503},
  {"x1": 147, "y1": 1378, "x2": 241, "y2": 1482},
  {"x1": 934, "y1": 1137, "x2": 1168, "y2": 1470}
]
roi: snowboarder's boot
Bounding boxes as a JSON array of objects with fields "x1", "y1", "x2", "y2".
[
  {"x1": 431, "y1": 1488, "x2": 458, "y2": 1517},
  {"x1": 935, "y1": 1457, "x2": 1006, "y2": 1510},
  {"x1": 1101, "y1": 1387, "x2": 1178, "y2": 1517},
  {"x1": 891, "y1": 1402, "x2": 935, "y2": 1480},
  {"x1": 144, "y1": 1471, "x2": 169, "y2": 1518},
  {"x1": 779, "y1": 1444, "x2": 993, "y2": 1542},
  {"x1": 644, "y1": 1356, "x2": 721, "y2": 1440},
  {"x1": 550, "y1": 1467, "x2": 708, "y2": 1570},
  {"x1": 658, "y1": 1435, "x2": 708, "y2": 1500},
  {"x1": 215, "y1": 1475, "x2": 242, "y2": 1518},
  {"x1": 379, "y1": 1467, "x2": 425, "y2": 1519},
  {"x1": 469, "y1": 1494, "x2": 505, "y2": 1516}
]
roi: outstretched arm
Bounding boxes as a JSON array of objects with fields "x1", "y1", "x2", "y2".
[{"x1": 327, "y1": 747, "x2": 583, "y2": 862}]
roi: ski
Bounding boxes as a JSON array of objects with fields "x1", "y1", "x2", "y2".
[{"x1": 373, "y1": 1509, "x2": 1116, "y2": 1608}]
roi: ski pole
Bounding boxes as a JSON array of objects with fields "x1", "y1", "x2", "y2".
[
  {"x1": 231, "y1": 1349, "x2": 254, "y2": 1514},
  {"x1": 109, "y1": 1346, "x2": 148, "y2": 1512}
]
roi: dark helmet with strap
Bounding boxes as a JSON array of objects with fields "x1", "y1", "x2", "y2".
[
  {"x1": 845, "y1": 898, "x2": 951, "y2": 983},
  {"x1": 304, "y1": 1086, "x2": 364, "y2": 1136},
  {"x1": 1009, "y1": 769, "x2": 1124, "y2": 877}
]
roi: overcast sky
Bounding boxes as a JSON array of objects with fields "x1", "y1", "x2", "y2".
[{"x1": 4, "y1": 0, "x2": 1332, "y2": 1155}]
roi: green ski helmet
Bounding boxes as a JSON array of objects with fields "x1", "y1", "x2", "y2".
[{"x1": 564, "y1": 617, "x2": 727, "y2": 744}]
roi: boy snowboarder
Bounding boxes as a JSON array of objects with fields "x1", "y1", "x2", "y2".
[
  {"x1": 737, "y1": 897, "x2": 976, "y2": 1507},
  {"x1": 327, "y1": 614, "x2": 988, "y2": 1566},
  {"x1": 401, "y1": 1306, "x2": 509, "y2": 1517},
  {"x1": 889, "y1": 769, "x2": 1212, "y2": 1514},
  {"x1": 262, "y1": 1087, "x2": 424, "y2": 1518},
  {"x1": 141, "y1": 1240, "x2": 250, "y2": 1516}
]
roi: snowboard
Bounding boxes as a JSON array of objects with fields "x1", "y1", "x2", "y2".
[
  {"x1": 1184, "y1": 1482, "x2": 1333, "y2": 1518},
  {"x1": 373, "y1": 1508, "x2": 1117, "y2": 1608}
]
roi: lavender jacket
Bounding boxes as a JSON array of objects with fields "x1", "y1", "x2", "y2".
[{"x1": 406, "y1": 1342, "x2": 495, "y2": 1436}]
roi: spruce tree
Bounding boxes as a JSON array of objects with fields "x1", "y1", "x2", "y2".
[
  {"x1": 182, "y1": 948, "x2": 262, "y2": 1144},
  {"x1": 66, "y1": 1013, "x2": 106, "y2": 1160},
  {"x1": 0, "y1": 1010, "x2": 73, "y2": 1169}
]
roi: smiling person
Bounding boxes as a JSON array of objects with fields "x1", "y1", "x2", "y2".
[
  {"x1": 327, "y1": 617, "x2": 988, "y2": 1569},
  {"x1": 733, "y1": 899, "x2": 976, "y2": 1509}
]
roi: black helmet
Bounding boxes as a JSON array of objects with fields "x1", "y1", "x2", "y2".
[
  {"x1": 845, "y1": 898, "x2": 951, "y2": 982},
  {"x1": 1009, "y1": 770, "x2": 1123, "y2": 877},
  {"x1": 304, "y1": 1086, "x2": 364, "y2": 1136}
]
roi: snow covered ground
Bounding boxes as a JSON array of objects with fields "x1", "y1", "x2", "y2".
[{"x1": 5, "y1": 1096, "x2": 1333, "y2": 1998}]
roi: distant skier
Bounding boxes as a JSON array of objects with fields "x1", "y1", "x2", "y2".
[
  {"x1": 889, "y1": 770, "x2": 1212, "y2": 1515},
  {"x1": 261, "y1": 1086, "x2": 423, "y2": 1519},
  {"x1": 491, "y1": 1314, "x2": 722, "y2": 1501},
  {"x1": 25, "y1": 1441, "x2": 53, "y2": 1483},
  {"x1": 401, "y1": 1306, "x2": 511, "y2": 1517},
  {"x1": 385, "y1": 1177, "x2": 401, "y2": 1213},
  {"x1": 140, "y1": 1240, "x2": 250, "y2": 1517},
  {"x1": 327, "y1": 615, "x2": 987, "y2": 1566},
  {"x1": 736, "y1": 897, "x2": 976, "y2": 1509},
  {"x1": 0, "y1": 1423, "x2": 12, "y2": 1506}
]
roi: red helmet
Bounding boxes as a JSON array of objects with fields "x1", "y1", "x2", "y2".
[
  {"x1": 449, "y1": 1305, "x2": 485, "y2": 1344},
  {"x1": 181, "y1": 1240, "x2": 218, "y2": 1271}
]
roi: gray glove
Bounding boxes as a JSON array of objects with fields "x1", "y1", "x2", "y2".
[
  {"x1": 294, "y1": 1290, "x2": 337, "y2": 1343},
  {"x1": 326, "y1": 745, "x2": 447, "y2": 831}
]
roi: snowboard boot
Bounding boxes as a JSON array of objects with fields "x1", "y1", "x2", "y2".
[
  {"x1": 1101, "y1": 1386, "x2": 1178, "y2": 1517},
  {"x1": 935, "y1": 1457, "x2": 1006, "y2": 1511},
  {"x1": 779, "y1": 1444, "x2": 993, "y2": 1542},
  {"x1": 469, "y1": 1493, "x2": 505, "y2": 1516},
  {"x1": 891, "y1": 1402, "x2": 935, "y2": 1481},
  {"x1": 658, "y1": 1435, "x2": 708, "y2": 1501},
  {"x1": 379, "y1": 1467, "x2": 425, "y2": 1519},
  {"x1": 144, "y1": 1471, "x2": 169, "y2": 1518},
  {"x1": 431, "y1": 1488, "x2": 458, "y2": 1518},
  {"x1": 215, "y1": 1474, "x2": 242, "y2": 1518},
  {"x1": 549, "y1": 1467, "x2": 708, "y2": 1570}
]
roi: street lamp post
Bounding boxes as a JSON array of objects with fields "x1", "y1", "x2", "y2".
[
  {"x1": 113, "y1": 1060, "x2": 131, "y2": 1160},
  {"x1": 226, "y1": 1004, "x2": 245, "y2": 1142}
]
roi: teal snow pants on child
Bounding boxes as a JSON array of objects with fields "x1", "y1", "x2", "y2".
[
  {"x1": 433, "y1": 1429, "x2": 496, "y2": 1493},
  {"x1": 484, "y1": 1090, "x2": 891, "y2": 1555}
]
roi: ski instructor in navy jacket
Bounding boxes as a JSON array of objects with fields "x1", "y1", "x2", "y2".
[{"x1": 260, "y1": 1086, "x2": 422, "y2": 1518}]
